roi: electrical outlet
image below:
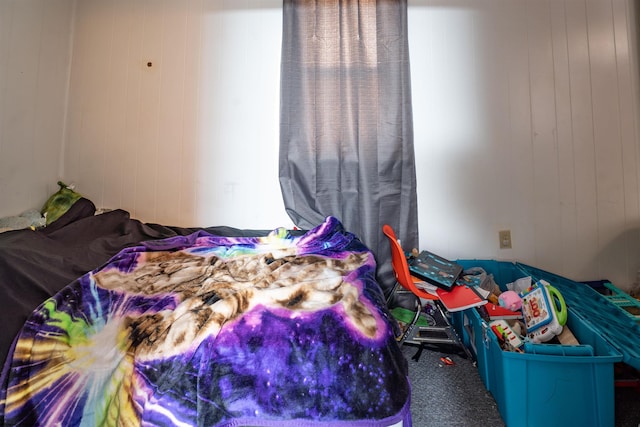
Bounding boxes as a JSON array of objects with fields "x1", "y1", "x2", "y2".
[{"x1": 499, "y1": 230, "x2": 512, "y2": 249}]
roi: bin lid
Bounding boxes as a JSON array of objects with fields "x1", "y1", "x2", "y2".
[{"x1": 516, "y1": 262, "x2": 640, "y2": 370}]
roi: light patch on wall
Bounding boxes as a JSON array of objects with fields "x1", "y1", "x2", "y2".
[
  {"x1": 195, "y1": 3, "x2": 291, "y2": 229},
  {"x1": 409, "y1": 4, "x2": 494, "y2": 257}
]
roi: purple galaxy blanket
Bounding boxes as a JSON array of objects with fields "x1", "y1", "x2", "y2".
[{"x1": 0, "y1": 217, "x2": 410, "y2": 426}]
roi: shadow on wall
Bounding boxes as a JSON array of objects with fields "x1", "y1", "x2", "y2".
[{"x1": 593, "y1": 228, "x2": 640, "y2": 295}]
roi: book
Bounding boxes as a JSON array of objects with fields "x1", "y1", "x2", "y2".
[
  {"x1": 407, "y1": 250, "x2": 463, "y2": 291},
  {"x1": 411, "y1": 276, "x2": 439, "y2": 296},
  {"x1": 481, "y1": 302, "x2": 523, "y2": 320},
  {"x1": 435, "y1": 282, "x2": 488, "y2": 312}
]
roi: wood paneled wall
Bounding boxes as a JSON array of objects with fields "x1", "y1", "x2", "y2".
[
  {"x1": 0, "y1": 0, "x2": 75, "y2": 213},
  {"x1": 410, "y1": 0, "x2": 640, "y2": 289},
  {"x1": 63, "y1": 0, "x2": 288, "y2": 228},
  {"x1": 1, "y1": 0, "x2": 640, "y2": 290}
]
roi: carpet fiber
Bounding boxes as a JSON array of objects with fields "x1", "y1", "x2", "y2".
[
  {"x1": 403, "y1": 343, "x2": 640, "y2": 427},
  {"x1": 402, "y1": 344, "x2": 504, "y2": 426}
]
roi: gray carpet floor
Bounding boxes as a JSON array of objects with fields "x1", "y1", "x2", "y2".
[
  {"x1": 402, "y1": 344, "x2": 504, "y2": 427},
  {"x1": 402, "y1": 343, "x2": 640, "y2": 427}
]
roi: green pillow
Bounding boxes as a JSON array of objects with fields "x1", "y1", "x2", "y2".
[{"x1": 41, "y1": 181, "x2": 82, "y2": 225}]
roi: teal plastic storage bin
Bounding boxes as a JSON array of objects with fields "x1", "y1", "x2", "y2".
[
  {"x1": 456, "y1": 305, "x2": 494, "y2": 391},
  {"x1": 515, "y1": 263, "x2": 640, "y2": 371},
  {"x1": 455, "y1": 260, "x2": 625, "y2": 427}
]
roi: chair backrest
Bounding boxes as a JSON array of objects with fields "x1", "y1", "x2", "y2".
[{"x1": 382, "y1": 224, "x2": 438, "y2": 301}]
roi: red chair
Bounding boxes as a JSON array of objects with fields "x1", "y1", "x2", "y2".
[
  {"x1": 382, "y1": 224, "x2": 471, "y2": 358},
  {"x1": 383, "y1": 224, "x2": 439, "y2": 303}
]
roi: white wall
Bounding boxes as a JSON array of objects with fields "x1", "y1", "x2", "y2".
[
  {"x1": 0, "y1": 0, "x2": 75, "y2": 215},
  {"x1": 409, "y1": 0, "x2": 640, "y2": 290},
  {"x1": 63, "y1": 0, "x2": 290, "y2": 229},
  {"x1": 2, "y1": 0, "x2": 640, "y2": 291}
]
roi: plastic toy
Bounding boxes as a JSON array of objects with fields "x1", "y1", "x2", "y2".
[
  {"x1": 521, "y1": 280, "x2": 567, "y2": 343},
  {"x1": 498, "y1": 290, "x2": 522, "y2": 311},
  {"x1": 490, "y1": 319, "x2": 524, "y2": 351}
]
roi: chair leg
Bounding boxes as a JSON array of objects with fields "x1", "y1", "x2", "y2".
[
  {"x1": 386, "y1": 281, "x2": 400, "y2": 306},
  {"x1": 398, "y1": 296, "x2": 423, "y2": 345},
  {"x1": 386, "y1": 282, "x2": 423, "y2": 344},
  {"x1": 386, "y1": 282, "x2": 473, "y2": 360},
  {"x1": 433, "y1": 302, "x2": 474, "y2": 361},
  {"x1": 404, "y1": 300, "x2": 474, "y2": 361}
]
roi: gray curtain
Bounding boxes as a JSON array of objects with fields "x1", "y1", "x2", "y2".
[{"x1": 279, "y1": 0, "x2": 418, "y2": 292}]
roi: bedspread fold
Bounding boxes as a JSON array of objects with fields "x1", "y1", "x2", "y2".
[{"x1": 0, "y1": 217, "x2": 410, "y2": 427}]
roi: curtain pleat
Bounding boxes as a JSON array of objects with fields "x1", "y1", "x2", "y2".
[{"x1": 279, "y1": 0, "x2": 418, "y2": 291}]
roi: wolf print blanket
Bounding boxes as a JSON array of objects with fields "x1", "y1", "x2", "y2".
[{"x1": 0, "y1": 217, "x2": 410, "y2": 426}]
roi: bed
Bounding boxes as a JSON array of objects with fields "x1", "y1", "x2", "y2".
[{"x1": 0, "y1": 199, "x2": 411, "y2": 426}]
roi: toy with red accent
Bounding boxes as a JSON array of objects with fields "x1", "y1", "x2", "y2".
[{"x1": 521, "y1": 280, "x2": 567, "y2": 343}]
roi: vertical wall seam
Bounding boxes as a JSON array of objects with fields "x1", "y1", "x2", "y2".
[
  {"x1": 627, "y1": 0, "x2": 640, "y2": 287},
  {"x1": 611, "y1": 0, "x2": 628, "y2": 276},
  {"x1": 584, "y1": 0, "x2": 601, "y2": 275},
  {"x1": 524, "y1": 0, "x2": 538, "y2": 262},
  {"x1": 564, "y1": 0, "x2": 579, "y2": 269},
  {"x1": 101, "y1": 0, "x2": 117, "y2": 211},
  {"x1": 60, "y1": 0, "x2": 78, "y2": 181},
  {"x1": 177, "y1": 0, "x2": 192, "y2": 225},
  {"x1": 153, "y1": 2, "x2": 168, "y2": 222},
  {"x1": 30, "y1": 1, "x2": 46, "y2": 203},
  {"x1": 549, "y1": 0, "x2": 564, "y2": 272}
]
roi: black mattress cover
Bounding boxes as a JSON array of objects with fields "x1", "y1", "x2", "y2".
[{"x1": 0, "y1": 198, "x2": 287, "y2": 366}]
